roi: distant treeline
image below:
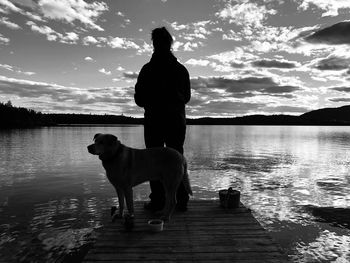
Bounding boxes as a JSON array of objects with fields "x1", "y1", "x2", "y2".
[
  {"x1": 0, "y1": 101, "x2": 142, "y2": 128},
  {"x1": 46, "y1": 113, "x2": 142, "y2": 125},
  {"x1": 0, "y1": 101, "x2": 49, "y2": 128},
  {"x1": 2, "y1": 101, "x2": 350, "y2": 128}
]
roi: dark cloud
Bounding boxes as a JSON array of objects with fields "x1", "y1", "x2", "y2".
[
  {"x1": 252, "y1": 59, "x2": 297, "y2": 69},
  {"x1": 76, "y1": 94, "x2": 131, "y2": 105},
  {"x1": 190, "y1": 76, "x2": 300, "y2": 98},
  {"x1": 305, "y1": 21, "x2": 350, "y2": 45},
  {"x1": 264, "y1": 105, "x2": 308, "y2": 114},
  {"x1": 230, "y1": 62, "x2": 245, "y2": 68},
  {"x1": 0, "y1": 77, "x2": 132, "y2": 106},
  {"x1": 187, "y1": 96, "x2": 206, "y2": 107},
  {"x1": 188, "y1": 100, "x2": 265, "y2": 117},
  {"x1": 315, "y1": 57, "x2": 349, "y2": 71},
  {"x1": 329, "y1": 98, "x2": 350, "y2": 102},
  {"x1": 0, "y1": 78, "x2": 71, "y2": 99},
  {"x1": 330, "y1": 86, "x2": 350, "y2": 92},
  {"x1": 261, "y1": 85, "x2": 299, "y2": 94},
  {"x1": 51, "y1": 105, "x2": 88, "y2": 112},
  {"x1": 123, "y1": 72, "x2": 139, "y2": 79}
]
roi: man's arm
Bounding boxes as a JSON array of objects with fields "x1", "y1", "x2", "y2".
[
  {"x1": 134, "y1": 66, "x2": 147, "y2": 107},
  {"x1": 182, "y1": 67, "x2": 191, "y2": 104}
]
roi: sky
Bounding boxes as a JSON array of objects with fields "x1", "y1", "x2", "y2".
[{"x1": 0, "y1": 0, "x2": 350, "y2": 117}]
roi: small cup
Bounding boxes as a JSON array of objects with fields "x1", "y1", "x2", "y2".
[{"x1": 147, "y1": 219, "x2": 164, "y2": 232}]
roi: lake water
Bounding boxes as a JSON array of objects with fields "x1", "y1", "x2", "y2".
[{"x1": 1, "y1": 125, "x2": 350, "y2": 262}]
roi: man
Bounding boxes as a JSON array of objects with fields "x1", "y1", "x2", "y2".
[{"x1": 134, "y1": 27, "x2": 191, "y2": 211}]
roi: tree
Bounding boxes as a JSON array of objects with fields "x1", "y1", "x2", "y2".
[{"x1": 5, "y1": 100, "x2": 12, "y2": 107}]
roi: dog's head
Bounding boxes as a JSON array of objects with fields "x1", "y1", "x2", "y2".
[{"x1": 87, "y1": 133, "x2": 121, "y2": 160}]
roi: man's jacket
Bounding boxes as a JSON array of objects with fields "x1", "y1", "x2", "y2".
[{"x1": 134, "y1": 52, "x2": 191, "y2": 116}]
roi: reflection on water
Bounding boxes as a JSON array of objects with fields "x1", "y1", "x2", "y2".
[{"x1": 1, "y1": 125, "x2": 350, "y2": 262}]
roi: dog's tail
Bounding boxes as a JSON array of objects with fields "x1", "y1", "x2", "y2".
[{"x1": 182, "y1": 158, "x2": 193, "y2": 196}]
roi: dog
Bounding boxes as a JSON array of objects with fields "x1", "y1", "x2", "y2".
[{"x1": 87, "y1": 133, "x2": 192, "y2": 221}]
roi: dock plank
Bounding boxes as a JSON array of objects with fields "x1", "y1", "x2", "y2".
[{"x1": 83, "y1": 200, "x2": 289, "y2": 262}]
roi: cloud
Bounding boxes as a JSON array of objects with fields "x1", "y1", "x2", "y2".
[
  {"x1": 117, "y1": 11, "x2": 124, "y2": 17},
  {"x1": 297, "y1": 0, "x2": 350, "y2": 17},
  {"x1": 82, "y1": 36, "x2": 98, "y2": 45},
  {"x1": 25, "y1": 11, "x2": 45, "y2": 21},
  {"x1": 197, "y1": 100, "x2": 266, "y2": 116},
  {"x1": 264, "y1": 105, "x2": 309, "y2": 114},
  {"x1": 26, "y1": 21, "x2": 79, "y2": 44},
  {"x1": 123, "y1": 71, "x2": 138, "y2": 79},
  {"x1": 107, "y1": 37, "x2": 139, "y2": 49},
  {"x1": 169, "y1": 20, "x2": 211, "y2": 45},
  {"x1": 183, "y1": 41, "x2": 201, "y2": 51},
  {"x1": 61, "y1": 32, "x2": 79, "y2": 44},
  {"x1": 0, "y1": 33, "x2": 10, "y2": 44},
  {"x1": 314, "y1": 56, "x2": 350, "y2": 70},
  {"x1": 185, "y1": 59, "x2": 210, "y2": 67},
  {"x1": 84, "y1": 56, "x2": 94, "y2": 61},
  {"x1": 10, "y1": 0, "x2": 37, "y2": 9},
  {"x1": 190, "y1": 76, "x2": 301, "y2": 99},
  {"x1": 328, "y1": 98, "x2": 350, "y2": 102},
  {"x1": 187, "y1": 75, "x2": 306, "y2": 116},
  {"x1": 0, "y1": 0, "x2": 44, "y2": 21},
  {"x1": 305, "y1": 21, "x2": 350, "y2": 45},
  {"x1": 230, "y1": 62, "x2": 245, "y2": 68},
  {"x1": 330, "y1": 86, "x2": 350, "y2": 92},
  {"x1": 0, "y1": 63, "x2": 13, "y2": 71},
  {"x1": 0, "y1": 75, "x2": 72, "y2": 99},
  {"x1": 252, "y1": 59, "x2": 298, "y2": 69},
  {"x1": 98, "y1": 68, "x2": 111, "y2": 75},
  {"x1": 0, "y1": 0, "x2": 22, "y2": 13},
  {"x1": 222, "y1": 29, "x2": 242, "y2": 41},
  {"x1": 0, "y1": 17, "x2": 21, "y2": 29},
  {"x1": 216, "y1": 1, "x2": 276, "y2": 28},
  {"x1": 0, "y1": 75, "x2": 135, "y2": 114},
  {"x1": 261, "y1": 85, "x2": 299, "y2": 94},
  {"x1": 208, "y1": 47, "x2": 258, "y2": 64},
  {"x1": 0, "y1": 63, "x2": 35, "y2": 75},
  {"x1": 37, "y1": 0, "x2": 108, "y2": 31},
  {"x1": 26, "y1": 21, "x2": 58, "y2": 41}
]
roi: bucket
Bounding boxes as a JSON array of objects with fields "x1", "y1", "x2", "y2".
[
  {"x1": 219, "y1": 187, "x2": 240, "y2": 208},
  {"x1": 147, "y1": 219, "x2": 164, "y2": 232}
]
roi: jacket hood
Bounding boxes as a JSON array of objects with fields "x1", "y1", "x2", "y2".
[{"x1": 150, "y1": 51, "x2": 177, "y2": 64}]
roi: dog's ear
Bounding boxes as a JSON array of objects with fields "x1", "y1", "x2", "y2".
[
  {"x1": 110, "y1": 135, "x2": 120, "y2": 146},
  {"x1": 93, "y1": 133, "x2": 102, "y2": 141}
]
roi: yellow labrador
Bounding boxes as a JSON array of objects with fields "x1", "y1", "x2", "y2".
[{"x1": 87, "y1": 133, "x2": 192, "y2": 221}]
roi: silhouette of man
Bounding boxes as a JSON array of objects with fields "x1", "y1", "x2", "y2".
[{"x1": 134, "y1": 27, "x2": 191, "y2": 211}]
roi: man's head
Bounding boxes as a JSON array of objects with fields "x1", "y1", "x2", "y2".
[{"x1": 152, "y1": 27, "x2": 173, "y2": 53}]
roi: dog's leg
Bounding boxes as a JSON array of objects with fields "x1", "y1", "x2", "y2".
[
  {"x1": 160, "y1": 190, "x2": 176, "y2": 222},
  {"x1": 112, "y1": 188, "x2": 124, "y2": 221},
  {"x1": 124, "y1": 187, "x2": 134, "y2": 216},
  {"x1": 160, "y1": 177, "x2": 178, "y2": 221}
]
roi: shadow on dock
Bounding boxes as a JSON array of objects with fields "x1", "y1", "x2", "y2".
[{"x1": 83, "y1": 200, "x2": 289, "y2": 262}]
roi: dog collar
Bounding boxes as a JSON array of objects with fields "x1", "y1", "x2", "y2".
[{"x1": 100, "y1": 144, "x2": 124, "y2": 162}]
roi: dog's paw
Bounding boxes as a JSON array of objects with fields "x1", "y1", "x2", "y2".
[
  {"x1": 111, "y1": 207, "x2": 123, "y2": 222},
  {"x1": 123, "y1": 214, "x2": 135, "y2": 230},
  {"x1": 111, "y1": 212, "x2": 123, "y2": 222}
]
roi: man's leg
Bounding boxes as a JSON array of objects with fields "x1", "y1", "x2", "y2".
[
  {"x1": 144, "y1": 116, "x2": 165, "y2": 211},
  {"x1": 165, "y1": 115, "x2": 189, "y2": 211}
]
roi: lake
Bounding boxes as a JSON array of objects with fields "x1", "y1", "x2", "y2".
[{"x1": 1, "y1": 125, "x2": 350, "y2": 262}]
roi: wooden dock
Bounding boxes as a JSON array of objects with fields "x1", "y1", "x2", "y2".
[{"x1": 83, "y1": 200, "x2": 289, "y2": 262}]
